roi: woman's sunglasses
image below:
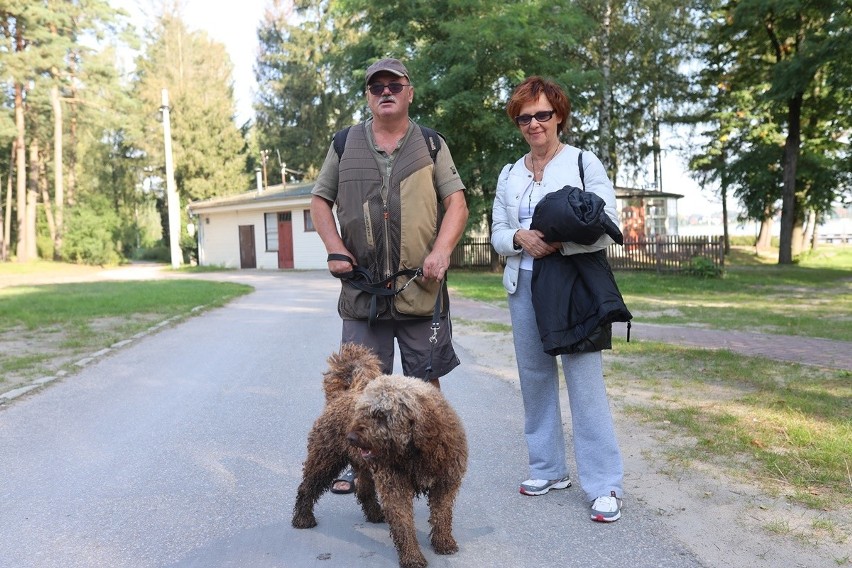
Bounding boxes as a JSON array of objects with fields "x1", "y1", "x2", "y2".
[
  {"x1": 514, "y1": 110, "x2": 556, "y2": 126},
  {"x1": 368, "y1": 82, "x2": 411, "y2": 96}
]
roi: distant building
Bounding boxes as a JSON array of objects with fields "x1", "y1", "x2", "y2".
[
  {"x1": 187, "y1": 182, "x2": 327, "y2": 270},
  {"x1": 186, "y1": 183, "x2": 688, "y2": 271},
  {"x1": 615, "y1": 187, "x2": 683, "y2": 239}
]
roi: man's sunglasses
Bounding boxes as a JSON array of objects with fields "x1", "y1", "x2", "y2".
[
  {"x1": 368, "y1": 82, "x2": 411, "y2": 96},
  {"x1": 514, "y1": 110, "x2": 556, "y2": 126}
]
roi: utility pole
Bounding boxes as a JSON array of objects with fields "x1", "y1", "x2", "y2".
[
  {"x1": 260, "y1": 149, "x2": 269, "y2": 191},
  {"x1": 276, "y1": 149, "x2": 286, "y2": 184},
  {"x1": 160, "y1": 89, "x2": 181, "y2": 269}
]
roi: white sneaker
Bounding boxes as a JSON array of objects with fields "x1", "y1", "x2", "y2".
[
  {"x1": 590, "y1": 491, "x2": 622, "y2": 522},
  {"x1": 519, "y1": 476, "x2": 571, "y2": 496}
]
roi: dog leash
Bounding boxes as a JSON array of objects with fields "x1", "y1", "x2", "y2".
[{"x1": 327, "y1": 253, "x2": 445, "y2": 380}]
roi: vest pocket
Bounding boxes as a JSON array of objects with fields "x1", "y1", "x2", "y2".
[
  {"x1": 394, "y1": 274, "x2": 441, "y2": 317},
  {"x1": 338, "y1": 288, "x2": 389, "y2": 320}
]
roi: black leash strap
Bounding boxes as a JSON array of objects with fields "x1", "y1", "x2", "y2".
[
  {"x1": 327, "y1": 253, "x2": 418, "y2": 295},
  {"x1": 328, "y1": 253, "x2": 445, "y2": 379},
  {"x1": 327, "y1": 252, "x2": 437, "y2": 322},
  {"x1": 423, "y1": 278, "x2": 446, "y2": 382}
]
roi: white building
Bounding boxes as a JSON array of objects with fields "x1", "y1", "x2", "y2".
[{"x1": 187, "y1": 182, "x2": 328, "y2": 270}]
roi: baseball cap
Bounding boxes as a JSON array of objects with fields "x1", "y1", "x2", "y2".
[{"x1": 365, "y1": 58, "x2": 410, "y2": 85}]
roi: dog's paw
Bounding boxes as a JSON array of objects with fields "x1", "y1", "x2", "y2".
[
  {"x1": 365, "y1": 511, "x2": 385, "y2": 523},
  {"x1": 432, "y1": 535, "x2": 459, "y2": 555},
  {"x1": 399, "y1": 554, "x2": 428, "y2": 568},
  {"x1": 361, "y1": 501, "x2": 385, "y2": 523},
  {"x1": 291, "y1": 514, "x2": 318, "y2": 529}
]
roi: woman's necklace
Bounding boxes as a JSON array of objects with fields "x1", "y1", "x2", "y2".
[{"x1": 530, "y1": 142, "x2": 562, "y2": 182}]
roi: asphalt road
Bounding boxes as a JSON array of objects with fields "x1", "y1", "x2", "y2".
[{"x1": 0, "y1": 271, "x2": 705, "y2": 568}]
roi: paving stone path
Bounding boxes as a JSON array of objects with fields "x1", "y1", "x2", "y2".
[{"x1": 450, "y1": 295, "x2": 852, "y2": 371}]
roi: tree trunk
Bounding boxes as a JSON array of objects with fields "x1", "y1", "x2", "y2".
[
  {"x1": 778, "y1": 92, "x2": 803, "y2": 264},
  {"x1": 809, "y1": 211, "x2": 819, "y2": 251},
  {"x1": 756, "y1": 209, "x2": 773, "y2": 250},
  {"x1": 15, "y1": 82, "x2": 27, "y2": 261},
  {"x1": 801, "y1": 209, "x2": 816, "y2": 251},
  {"x1": 0, "y1": 170, "x2": 4, "y2": 261},
  {"x1": 791, "y1": 215, "x2": 804, "y2": 258},
  {"x1": 67, "y1": 96, "x2": 78, "y2": 206},
  {"x1": 652, "y1": 102, "x2": 661, "y2": 190},
  {"x1": 3, "y1": 141, "x2": 14, "y2": 261},
  {"x1": 51, "y1": 83, "x2": 64, "y2": 259},
  {"x1": 65, "y1": 49, "x2": 80, "y2": 207},
  {"x1": 720, "y1": 182, "x2": 730, "y2": 254},
  {"x1": 39, "y1": 152, "x2": 57, "y2": 251},
  {"x1": 26, "y1": 139, "x2": 39, "y2": 260}
]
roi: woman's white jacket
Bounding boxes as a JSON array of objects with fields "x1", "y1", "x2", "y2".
[{"x1": 491, "y1": 145, "x2": 619, "y2": 294}]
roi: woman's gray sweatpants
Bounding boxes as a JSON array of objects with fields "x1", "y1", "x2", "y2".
[{"x1": 508, "y1": 268, "x2": 624, "y2": 502}]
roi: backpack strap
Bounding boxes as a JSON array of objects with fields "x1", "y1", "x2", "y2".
[
  {"x1": 333, "y1": 124, "x2": 441, "y2": 163},
  {"x1": 333, "y1": 126, "x2": 352, "y2": 160},
  {"x1": 418, "y1": 126, "x2": 442, "y2": 163},
  {"x1": 578, "y1": 151, "x2": 585, "y2": 191}
]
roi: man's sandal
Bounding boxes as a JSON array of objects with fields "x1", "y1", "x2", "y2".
[{"x1": 330, "y1": 465, "x2": 356, "y2": 494}]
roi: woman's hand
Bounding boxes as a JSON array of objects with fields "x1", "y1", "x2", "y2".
[{"x1": 514, "y1": 229, "x2": 560, "y2": 259}]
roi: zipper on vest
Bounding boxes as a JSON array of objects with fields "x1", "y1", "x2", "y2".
[{"x1": 383, "y1": 202, "x2": 392, "y2": 281}]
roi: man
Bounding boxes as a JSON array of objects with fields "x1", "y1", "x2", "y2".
[{"x1": 311, "y1": 58, "x2": 468, "y2": 492}]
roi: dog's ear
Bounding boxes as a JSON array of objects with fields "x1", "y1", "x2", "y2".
[{"x1": 327, "y1": 344, "x2": 383, "y2": 393}]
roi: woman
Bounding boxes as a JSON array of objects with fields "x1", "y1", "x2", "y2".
[{"x1": 491, "y1": 76, "x2": 625, "y2": 522}]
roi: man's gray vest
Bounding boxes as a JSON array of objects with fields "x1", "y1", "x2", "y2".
[{"x1": 334, "y1": 123, "x2": 446, "y2": 321}]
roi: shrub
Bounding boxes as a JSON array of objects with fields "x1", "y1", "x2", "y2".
[
  {"x1": 684, "y1": 255, "x2": 722, "y2": 278},
  {"x1": 132, "y1": 245, "x2": 171, "y2": 262},
  {"x1": 62, "y1": 200, "x2": 123, "y2": 265}
]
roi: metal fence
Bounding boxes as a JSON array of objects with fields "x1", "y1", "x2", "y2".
[
  {"x1": 449, "y1": 237, "x2": 496, "y2": 268},
  {"x1": 449, "y1": 235, "x2": 725, "y2": 273}
]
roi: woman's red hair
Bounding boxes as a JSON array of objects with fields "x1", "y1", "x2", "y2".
[{"x1": 506, "y1": 76, "x2": 571, "y2": 135}]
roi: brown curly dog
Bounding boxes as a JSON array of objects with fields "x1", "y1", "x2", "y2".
[{"x1": 292, "y1": 343, "x2": 468, "y2": 568}]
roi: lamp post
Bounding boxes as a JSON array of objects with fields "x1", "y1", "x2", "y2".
[{"x1": 160, "y1": 88, "x2": 181, "y2": 269}]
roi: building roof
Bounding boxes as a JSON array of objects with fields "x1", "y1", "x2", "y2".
[
  {"x1": 615, "y1": 186, "x2": 683, "y2": 200},
  {"x1": 187, "y1": 182, "x2": 315, "y2": 214}
]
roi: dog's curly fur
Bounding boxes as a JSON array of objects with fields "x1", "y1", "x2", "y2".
[{"x1": 292, "y1": 343, "x2": 468, "y2": 568}]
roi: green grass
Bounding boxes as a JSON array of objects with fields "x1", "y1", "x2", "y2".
[
  {"x1": 0, "y1": 280, "x2": 248, "y2": 330},
  {"x1": 448, "y1": 270, "x2": 508, "y2": 303},
  {"x1": 450, "y1": 246, "x2": 852, "y2": 341},
  {"x1": 607, "y1": 341, "x2": 852, "y2": 510},
  {"x1": 0, "y1": 278, "x2": 252, "y2": 385},
  {"x1": 449, "y1": 247, "x2": 852, "y2": 511}
]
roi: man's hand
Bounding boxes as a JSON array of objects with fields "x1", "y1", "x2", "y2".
[
  {"x1": 422, "y1": 250, "x2": 450, "y2": 281},
  {"x1": 327, "y1": 252, "x2": 355, "y2": 277}
]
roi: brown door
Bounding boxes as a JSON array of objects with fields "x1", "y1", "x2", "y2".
[
  {"x1": 238, "y1": 225, "x2": 256, "y2": 269},
  {"x1": 277, "y1": 212, "x2": 294, "y2": 269}
]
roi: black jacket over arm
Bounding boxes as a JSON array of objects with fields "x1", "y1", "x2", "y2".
[{"x1": 530, "y1": 185, "x2": 632, "y2": 355}]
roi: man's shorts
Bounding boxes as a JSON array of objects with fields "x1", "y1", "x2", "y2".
[{"x1": 341, "y1": 316, "x2": 460, "y2": 380}]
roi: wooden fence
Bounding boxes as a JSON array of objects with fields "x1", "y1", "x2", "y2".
[
  {"x1": 450, "y1": 235, "x2": 725, "y2": 273},
  {"x1": 607, "y1": 235, "x2": 725, "y2": 272}
]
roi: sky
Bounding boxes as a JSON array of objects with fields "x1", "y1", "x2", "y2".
[{"x1": 113, "y1": 0, "x2": 718, "y2": 216}]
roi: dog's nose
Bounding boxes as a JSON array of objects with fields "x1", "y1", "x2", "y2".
[{"x1": 346, "y1": 432, "x2": 360, "y2": 445}]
